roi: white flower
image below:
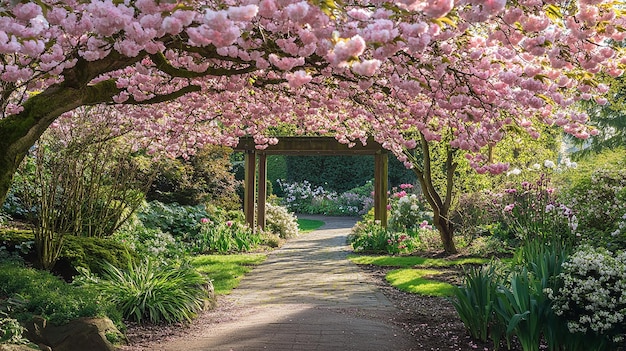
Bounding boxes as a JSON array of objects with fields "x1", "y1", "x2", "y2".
[
  {"x1": 544, "y1": 160, "x2": 556, "y2": 169},
  {"x1": 507, "y1": 168, "x2": 522, "y2": 176}
]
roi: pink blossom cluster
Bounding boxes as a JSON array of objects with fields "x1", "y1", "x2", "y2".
[{"x1": 1, "y1": 0, "x2": 625, "y2": 173}]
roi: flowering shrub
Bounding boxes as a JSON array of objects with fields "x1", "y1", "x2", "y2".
[
  {"x1": 264, "y1": 203, "x2": 299, "y2": 239},
  {"x1": 560, "y1": 167, "x2": 626, "y2": 250},
  {"x1": 549, "y1": 246, "x2": 626, "y2": 348},
  {"x1": 348, "y1": 220, "x2": 418, "y2": 255},
  {"x1": 387, "y1": 184, "x2": 432, "y2": 232},
  {"x1": 278, "y1": 180, "x2": 372, "y2": 216}
]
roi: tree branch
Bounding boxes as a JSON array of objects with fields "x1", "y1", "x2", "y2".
[{"x1": 122, "y1": 84, "x2": 202, "y2": 105}]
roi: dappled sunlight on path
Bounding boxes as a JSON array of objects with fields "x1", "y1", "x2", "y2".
[{"x1": 145, "y1": 215, "x2": 417, "y2": 351}]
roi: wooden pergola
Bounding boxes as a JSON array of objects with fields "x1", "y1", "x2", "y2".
[{"x1": 233, "y1": 137, "x2": 389, "y2": 230}]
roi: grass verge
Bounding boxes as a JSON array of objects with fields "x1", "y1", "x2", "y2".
[
  {"x1": 297, "y1": 218, "x2": 325, "y2": 232},
  {"x1": 191, "y1": 254, "x2": 267, "y2": 295},
  {"x1": 348, "y1": 255, "x2": 490, "y2": 267},
  {"x1": 349, "y1": 255, "x2": 492, "y2": 297},
  {"x1": 386, "y1": 268, "x2": 456, "y2": 296}
]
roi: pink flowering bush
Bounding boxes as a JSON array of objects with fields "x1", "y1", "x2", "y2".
[{"x1": 387, "y1": 184, "x2": 432, "y2": 233}]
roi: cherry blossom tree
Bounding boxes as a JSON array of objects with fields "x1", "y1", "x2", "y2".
[{"x1": 1, "y1": 0, "x2": 625, "y2": 253}]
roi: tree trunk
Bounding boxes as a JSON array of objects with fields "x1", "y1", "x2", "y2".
[
  {"x1": 433, "y1": 209, "x2": 457, "y2": 255},
  {"x1": 406, "y1": 133, "x2": 458, "y2": 255},
  {"x1": 0, "y1": 87, "x2": 84, "y2": 204}
]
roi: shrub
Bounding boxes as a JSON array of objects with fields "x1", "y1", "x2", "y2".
[
  {"x1": 58, "y1": 235, "x2": 137, "y2": 276},
  {"x1": 147, "y1": 145, "x2": 241, "y2": 210},
  {"x1": 550, "y1": 246, "x2": 626, "y2": 349},
  {"x1": 264, "y1": 203, "x2": 299, "y2": 239},
  {"x1": 348, "y1": 220, "x2": 419, "y2": 255},
  {"x1": 136, "y1": 201, "x2": 209, "y2": 239},
  {"x1": 0, "y1": 262, "x2": 117, "y2": 326},
  {"x1": 78, "y1": 259, "x2": 209, "y2": 324},
  {"x1": 560, "y1": 166, "x2": 626, "y2": 250},
  {"x1": 112, "y1": 222, "x2": 187, "y2": 263},
  {"x1": 387, "y1": 184, "x2": 432, "y2": 232}
]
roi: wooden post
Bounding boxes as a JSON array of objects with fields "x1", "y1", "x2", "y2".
[
  {"x1": 244, "y1": 151, "x2": 256, "y2": 229},
  {"x1": 257, "y1": 153, "x2": 267, "y2": 230},
  {"x1": 374, "y1": 152, "x2": 389, "y2": 227}
]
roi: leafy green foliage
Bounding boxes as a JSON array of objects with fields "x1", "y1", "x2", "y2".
[
  {"x1": 79, "y1": 260, "x2": 209, "y2": 324},
  {"x1": 0, "y1": 261, "x2": 117, "y2": 326},
  {"x1": 193, "y1": 220, "x2": 260, "y2": 254},
  {"x1": 147, "y1": 145, "x2": 241, "y2": 210},
  {"x1": 59, "y1": 235, "x2": 137, "y2": 276},
  {"x1": 0, "y1": 312, "x2": 30, "y2": 345},
  {"x1": 348, "y1": 220, "x2": 401, "y2": 254},
  {"x1": 191, "y1": 254, "x2": 266, "y2": 295},
  {"x1": 136, "y1": 201, "x2": 208, "y2": 239},
  {"x1": 112, "y1": 223, "x2": 187, "y2": 263},
  {"x1": 450, "y1": 265, "x2": 500, "y2": 343},
  {"x1": 558, "y1": 151, "x2": 626, "y2": 250},
  {"x1": 494, "y1": 270, "x2": 548, "y2": 351}
]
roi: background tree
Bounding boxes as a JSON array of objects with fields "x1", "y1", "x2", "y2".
[
  {"x1": 148, "y1": 145, "x2": 241, "y2": 210},
  {"x1": 572, "y1": 74, "x2": 626, "y2": 157}
]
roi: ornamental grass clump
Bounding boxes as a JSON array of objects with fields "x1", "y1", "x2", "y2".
[
  {"x1": 549, "y1": 246, "x2": 626, "y2": 350},
  {"x1": 79, "y1": 259, "x2": 209, "y2": 324}
]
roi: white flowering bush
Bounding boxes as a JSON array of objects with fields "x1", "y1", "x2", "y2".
[
  {"x1": 265, "y1": 203, "x2": 299, "y2": 239},
  {"x1": 277, "y1": 180, "x2": 372, "y2": 216},
  {"x1": 561, "y1": 167, "x2": 626, "y2": 250},
  {"x1": 550, "y1": 246, "x2": 626, "y2": 347}
]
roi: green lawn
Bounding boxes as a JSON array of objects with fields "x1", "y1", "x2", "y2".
[
  {"x1": 349, "y1": 255, "x2": 492, "y2": 297},
  {"x1": 297, "y1": 218, "x2": 325, "y2": 232},
  {"x1": 348, "y1": 255, "x2": 490, "y2": 267},
  {"x1": 386, "y1": 268, "x2": 456, "y2": 296},
  {"x1": 191, "y1": 254, "x2": 267, "y2": 295}
]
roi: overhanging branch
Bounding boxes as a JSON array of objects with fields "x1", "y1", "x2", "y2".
[{"x1": 122, "y1": 84, "x2": 202, "y2": 105}]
